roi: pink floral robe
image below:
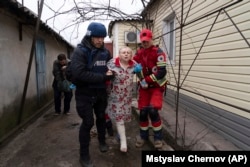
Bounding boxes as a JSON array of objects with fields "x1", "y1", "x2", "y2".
[{"x1": 106, "y1": 57, "x2": 136, "y2": 122}]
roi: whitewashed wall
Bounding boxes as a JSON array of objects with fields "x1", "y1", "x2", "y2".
[
  {"x1": 0, "y1": 14, "x2": 69, "y2": 112},
  {"x1": 0, "y1": 8, "x2": 71, "y2": 141}
]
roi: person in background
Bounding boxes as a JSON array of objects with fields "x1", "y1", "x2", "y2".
[
  {"x1": 52, "y1": 54, "x2": 73, "y2": 115},
  {"x1": 70, "y1": 22, "x2": 114, "y2": 167},
  {"x1": 105, "y1": 46, "x2": 137, "y2": 152},
  {"x1": 133, "y1": 29, "x2": 168, "y2": 149}
]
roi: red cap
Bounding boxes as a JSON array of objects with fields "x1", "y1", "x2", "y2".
[{"x1": 140, "y1": 29, "x2": 153, "y2": 42}]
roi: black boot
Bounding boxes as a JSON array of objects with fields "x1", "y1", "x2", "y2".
[
  {"x1": 99, "y1": 142, "x2": 108, "y2": 152},
  {"x1": 79, "y1": 157, "x2": 93, "y2": 167}
]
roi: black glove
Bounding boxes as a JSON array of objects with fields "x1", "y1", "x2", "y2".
[{"x1": 103, "y1": 74, "x2": 114, "y2": 81}]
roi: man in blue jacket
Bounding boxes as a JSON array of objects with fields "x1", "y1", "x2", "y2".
[{"x1": 70, "y1": 22, "x2": 113, "y2": 167}]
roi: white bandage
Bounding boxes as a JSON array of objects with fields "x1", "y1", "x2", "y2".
[{"x1": 116, "y1": 121, "x2": 127, "y2": 152}]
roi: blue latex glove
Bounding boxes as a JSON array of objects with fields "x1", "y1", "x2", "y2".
[
  {"x1": 69, "y1": 83, "x2": 76, "y2": 89},
  {"x1": 140, "y1": 79, "x2": 148, "y2": 89},
  {"x1": 134, "y1": 64, "x2": 142, "y2": 73}
]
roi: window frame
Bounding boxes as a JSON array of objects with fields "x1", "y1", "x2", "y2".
[{"x1": 163, "y1": 13, "x2": 176, "y2": 65}]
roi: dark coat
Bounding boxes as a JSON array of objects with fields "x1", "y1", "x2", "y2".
[
  {"x1": 70, "y1": 36, "x2": 112, "y2": 94},
  {"x1": 52, "y1": 59, "x2": 70, "y2": 89}
]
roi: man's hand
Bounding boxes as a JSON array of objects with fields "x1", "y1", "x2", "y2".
[
  {"x1": 106, "y1": 70, "x2": 113, "y2": 76},
  {"x1": 61, "y1": 65, "x2": 67, "y2": 70},
  {"x1": 104, "y1": 70, "x2": 114, "y2": 81}
]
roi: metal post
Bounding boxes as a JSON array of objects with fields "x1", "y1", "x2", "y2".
[
  {"x1": 18, "y1": 0, "x2": 45, "y2": 125},
  {"x1": 175, "y1": 0, "x2": 184, "y2": 141}
]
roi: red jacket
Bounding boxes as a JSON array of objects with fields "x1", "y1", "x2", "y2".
[{"x1": 133, "y1": 45, "x2": 167, "y2": 87}]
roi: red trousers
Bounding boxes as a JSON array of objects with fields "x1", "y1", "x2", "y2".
[{"x1": 138, "y1": 87, "x2": 164, "y2": 110}]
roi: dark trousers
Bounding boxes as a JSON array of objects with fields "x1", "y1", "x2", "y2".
[
  {"x1": 75, "y1": 89, "x2": 107, "y2": 159},
  {"x1": 53, "y1": 87, "x2": 73, "y2": 113},
  {"x1": 139, "y1": 106, "x2": 163, "y2": 140}
]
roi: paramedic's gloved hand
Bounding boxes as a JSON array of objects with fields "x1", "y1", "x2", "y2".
[
  {"x1": 140, "y1": 79, "x2": 148, "y2": 89},
  {"x1": 69, "y1": 83, "x2": 76, "y2": 89},
  {"x1": 104, "y1": 70, "x2": 114, "y2": 81},
  {"x1": 133, "y1": 64, "x2": 142, "y2": 73}
]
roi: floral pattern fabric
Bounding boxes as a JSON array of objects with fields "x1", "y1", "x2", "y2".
[{"x1": 106, "y1": 58, "x2": 136, "y2": 122}]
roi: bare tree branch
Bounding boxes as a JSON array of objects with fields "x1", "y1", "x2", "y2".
[{"x1": 42, "y1": 0, "x2": 149, "y2": 44}]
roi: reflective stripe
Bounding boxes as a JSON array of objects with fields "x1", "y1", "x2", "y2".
[
  {"x1": 152, "y1": 125, "x2": 162, "y2": 131},
  {"x1": 137, "y1": 71, "x2": 144, "y2": 80},
  {"x1": 149, "y1": 75, "x2": 168, "y2": 87},
  {"x1": 150, "y1": 74, "x2": 157, "y2": 82},
  {"x1": 140, "y1": 126, "x2": 149, "y2": 130},
  {"x1": 157, "y1": 77, "x2": 168, "y2": 87},
  {"x1": 157, "y1": 61, "x2": 166, "y2": 67}
]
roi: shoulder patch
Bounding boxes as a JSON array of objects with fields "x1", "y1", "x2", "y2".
[{"x1": 157, "y1": 55, "x2": 165, "y2": 62}]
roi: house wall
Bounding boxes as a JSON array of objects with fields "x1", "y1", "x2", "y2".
[
  {"x1": 145, "y1": 0, "x2": 250, "y2": 149},
  {"x1": 110, "y1": 21, "x2": 143, "y2": 56},
  {"x1": 104, "y1": 42, "x2": 113, "y2": 57},
  {"x1": 0, "y1": 10, "x2": 72, "y2": 141}
]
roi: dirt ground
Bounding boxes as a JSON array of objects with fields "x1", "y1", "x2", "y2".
[
  {"x1": 0, "y1": 99, "x2": 158, "y2": 167},
  {"x1": 0, "y1": 92, "x2": 239, "y2": 167}
]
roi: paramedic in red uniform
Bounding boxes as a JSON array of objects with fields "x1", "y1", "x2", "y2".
[{"x1": 133, "y1": 29, "x2": 168, "y2": 149}]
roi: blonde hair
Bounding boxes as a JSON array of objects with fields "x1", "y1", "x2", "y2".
[{"x1": 119, "y1": 46, "x2": 133, "y2": 55}]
